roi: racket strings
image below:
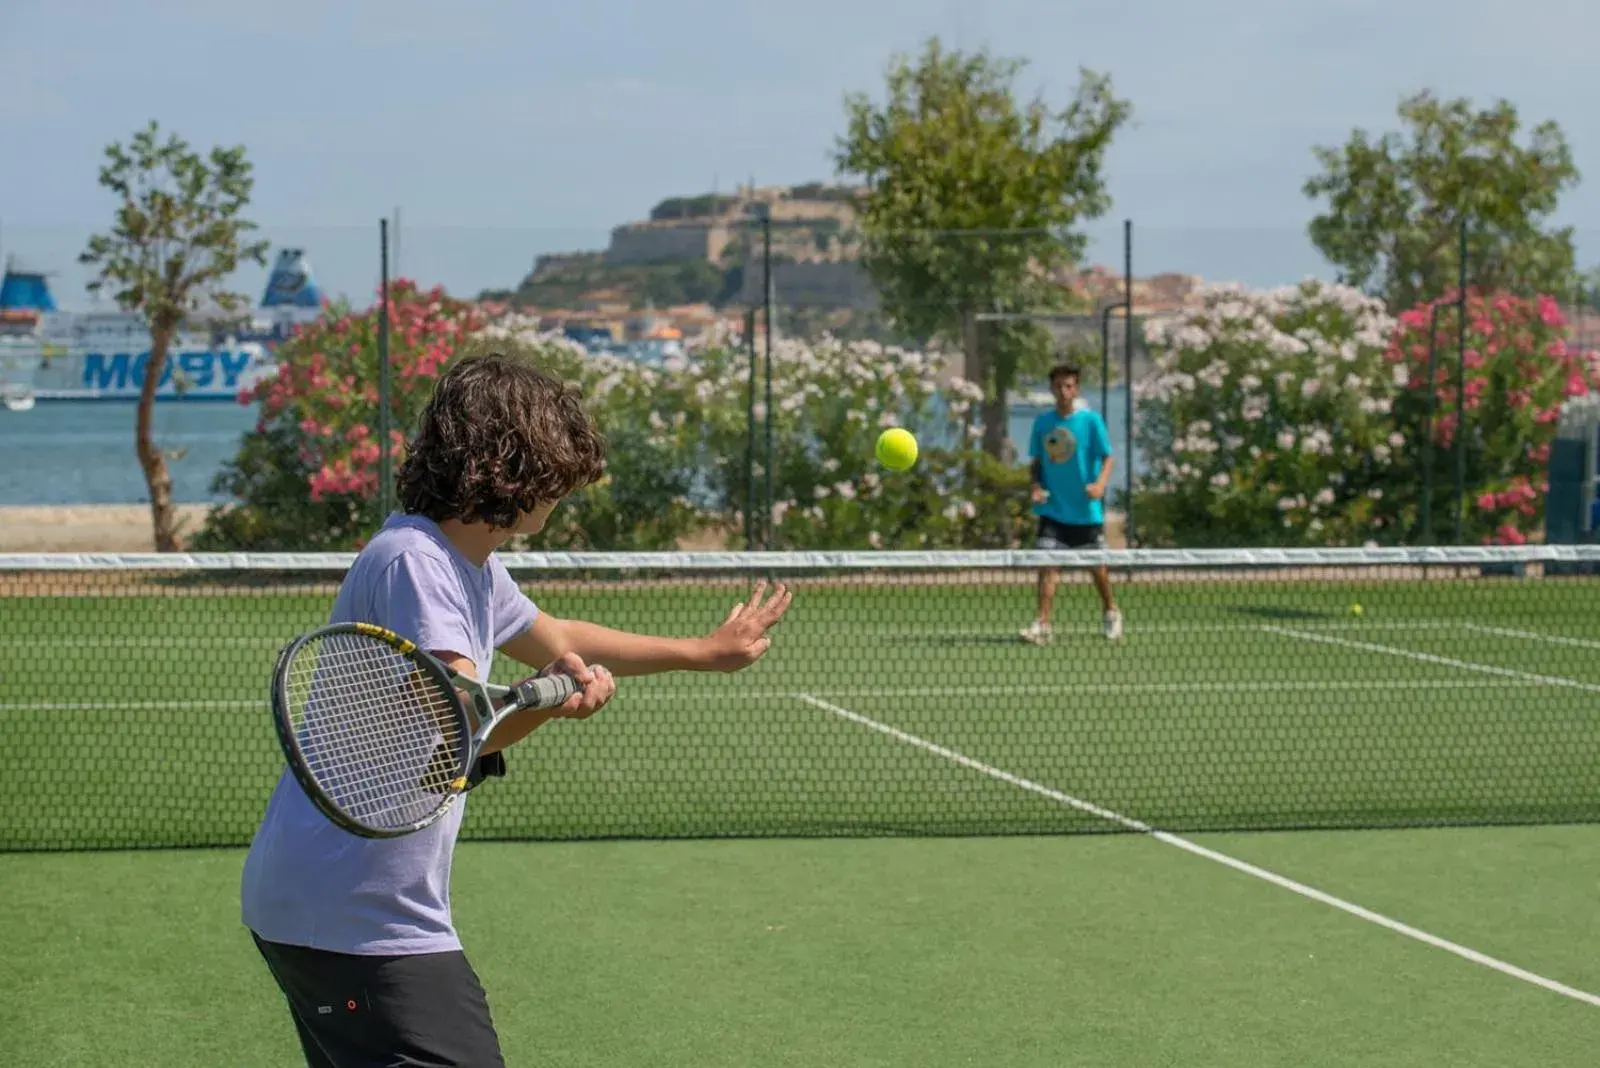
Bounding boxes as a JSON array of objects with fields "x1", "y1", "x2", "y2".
[{"x1": 283, "y1": 634, "x2": 466, "y2": 830}]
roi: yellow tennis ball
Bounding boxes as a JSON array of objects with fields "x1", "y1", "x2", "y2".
[
  {"x1": 1351, "y1": 603, "x2": 1364, "y2": 617},
  {"x1": 876, "y1": 427, "x2": 918, "y2": 471}
]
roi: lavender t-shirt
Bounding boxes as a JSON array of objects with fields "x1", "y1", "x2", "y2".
[{"x1": 240, "y1": 513, "x2": 538, "y2": 955}]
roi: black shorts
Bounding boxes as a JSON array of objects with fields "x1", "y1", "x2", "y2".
[
  {"x1": 252, "y1": 933, "x2": 506, "y2": 1068},
  {"x1": 1035, "y1": 517, "x2": 1106, "y2": 550}
]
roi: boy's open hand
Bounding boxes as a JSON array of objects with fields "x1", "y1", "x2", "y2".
[
  {"x1": 702, "y1": 580, "x2": 793, "y2": 672},
  {"x1": 539, "y1": 652, "x2": 615, "y2": 719}
]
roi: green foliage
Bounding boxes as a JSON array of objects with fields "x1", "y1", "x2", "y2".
[
  {"x1": 1305, "y1": 91, "x2": 1580, "y2": 310},
  {"x1": 197, "y1": 295, "x2": 1033, "y2": 552},
  {"x1": 193, "y1": 280, "x2": 492, "y2": 550},
  {"x1": 1132, "y1": 281, "x2": 1403, "y2": 548},
  {"x1": 650, "y1": 194, "x2": 739, "y2": 220},
  {"x1": 505, "y1": 260, "x2": 732, "y2": 310},
  {"x1": 80, "y1": 120, "x2": 268, "y2": 333},
  {"x1": 834, "y1": 37, "x2": 1130, "y2": 456},
  {"x1": 79, "y1": 119, "x2": 268, "y2": 551},
  {"x1": 1382, "y1": 292, "x2": 1600, "y2": 545}
]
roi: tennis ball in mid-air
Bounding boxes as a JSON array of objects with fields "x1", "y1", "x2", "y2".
[
  {"x1": 1351, "y1": 603, "x2": 1364, "y2": 617},
  {"x1": 876, "y1": 427, "x2": 919, "y2": 471}
]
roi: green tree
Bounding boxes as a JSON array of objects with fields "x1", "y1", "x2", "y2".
[
  {"x1": 834, "y1": 37, "x2": 1131, "y2": 456},
  {"x1": 80, "y1": 120, "x2": 267, "y2": 551},
  {"x1": 1305, "y1": 91, "x2": 1579, "y2": 311}
]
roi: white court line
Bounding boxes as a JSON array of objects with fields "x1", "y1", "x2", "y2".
[
  {"x1": 795, "y1": 692, "x2": 1600, "y2": 1009},
  {"x1": 861, "y1": 619, "x2": 1467, "y2": 641},
  {"x1": 1464, "y1": 623, "x2": 1600, "y2": 653},
  {"x1": 0, "y1": 675, "x2": 1554, "y2": 715},
  {"x1": 1262, "y1": 627, "x2": 1600, "y2": 695}
]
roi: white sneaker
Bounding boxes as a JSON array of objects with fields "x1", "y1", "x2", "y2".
[
  {"x1": 1020, "y1": 620, "x2": 1053, "y2": 645},
  {"x1": 1103, "y1": 609, "x2": 1124, "y2": 641}
]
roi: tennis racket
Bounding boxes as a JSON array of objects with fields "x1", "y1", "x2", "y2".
[{"x1": 269, "y1": 621, "x2": 584, "y2": 839}]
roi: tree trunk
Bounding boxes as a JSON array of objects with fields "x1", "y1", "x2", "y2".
[{"x1": 138, "y1": 325, "x2": 180, "y2": 552}]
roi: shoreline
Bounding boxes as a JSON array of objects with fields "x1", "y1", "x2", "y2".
[{"x1": 0, "y1": 504, "x2": 216, "y2": 553}]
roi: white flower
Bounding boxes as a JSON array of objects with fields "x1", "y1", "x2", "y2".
[
  {"x1": 834, "y1": 482, "x2": 856, "y2": 500},
  {"x1": 1392, "y1": 365, "x2": 1411, "y2": 388},
  {"x1": 1277, "y1": 430, "x2": 1297, "y2": 450},
  {"x1": 868, "y1": 531, "x2": 883, "y2": 548},
  {"x1": 1314, "y1": 488, "x2": 1336, "y2": 506},
  {"x1": 1210, "y1": 473, "x2": 1230, "y2": 488},
  {"x1": 1301, "y1": 378, "x2": 1322, "y2": 398},
  {"x1": 1388, "y1": 432, "x2": 1405, "y2": 448}
]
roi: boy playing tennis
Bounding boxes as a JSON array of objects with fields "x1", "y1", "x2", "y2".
[
  {"x1": 1020, "y1": 362, "x2": 1123, "y2": 644},
  {"x1": 241, "y1": 352, "x2": 791, "y2": 1067}
]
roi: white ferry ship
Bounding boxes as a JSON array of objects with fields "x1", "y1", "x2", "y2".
[{"x1": 0, "y1": 249, "x2": 324, "y2": 408}]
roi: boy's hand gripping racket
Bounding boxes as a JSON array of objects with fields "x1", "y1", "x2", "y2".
[{"x1": 270, "y1": 622, "x2": 584, "y2": 839}]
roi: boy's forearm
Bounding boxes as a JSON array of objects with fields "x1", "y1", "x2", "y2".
[{"x1": 554, "y1": 619, "x2": 714, "y2": 676}]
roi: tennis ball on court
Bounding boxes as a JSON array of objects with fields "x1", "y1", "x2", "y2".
[
  {"x1": 1351, "y1": 603, "x2": 1364, "y2": 617},
  {"x1": 876, "y1": 427, "x2": 918, "y2": 471}
]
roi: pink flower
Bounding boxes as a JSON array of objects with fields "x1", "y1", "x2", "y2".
[
  {"x1": 1464, "y1": 349, "x2": 1484, "y2": 369},
  {"x1": 299, "y1": 417, "x2": 320, "y2": 435},
  {"x1": 345, "y1": 424, "x2": 370, "y2": 442},
  {"x1": 1538, "y1": 295, "x2": 1565, "y2": 327},
  {"x1": 1535, "y1": 407, "x2": 1561, "y2": 425},
  {"x1": 1565, "y1": 372, "x2": 1589, "y2": 398},
  {"x1": 1476, "y1": 492, "x2": 1497, "y2": 512},
  {"x1": 1506, "y1": 388, "x2": 1533, "y2": 409},
  {"x1": 1529, "y1": 442, "x2": 1551, "y2": 464},
  {"x1": 1495, "y1": 524, "x2": 1528, "y2": 546}
]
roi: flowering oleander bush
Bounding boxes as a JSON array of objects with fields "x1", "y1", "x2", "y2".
[
  {"x1": 193, "y1": 287, "x2": 1030, "y2": 551},
  {"x1": 192, "y1": 280, "x2": 494, "y2": 550},
  {"x1": 1380, "y1": 291, "x2": 1600, "y2": 544},
  {"x1": 1131, "y1": 280, "x2": 1403, "y2": 547}
]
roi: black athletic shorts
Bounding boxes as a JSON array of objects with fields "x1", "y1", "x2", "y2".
[
  {"x1": 252, "y1": 933, "x2": 506, "y2": 1068},
  {"x1": 1035, "y1": 516, "x2": 1106, "y2": 550}
]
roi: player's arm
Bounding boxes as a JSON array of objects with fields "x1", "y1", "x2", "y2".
[
  {"x1": 1087, "y1": 454, "x2": 1114, "y2": 500},
  {"x1": 434, "y1": 650, "x2": 607, "y2": 755},
  {"x1": 1086, "y1": 415, "x2": 1114, "y2": 500},
  {"x1": 499, "y1": 580, "x2": 792, "y2": 677}
]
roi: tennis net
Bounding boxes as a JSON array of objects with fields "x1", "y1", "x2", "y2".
[{"x1": 2, "y1": 545, "x2": 1598, "y2": 851}]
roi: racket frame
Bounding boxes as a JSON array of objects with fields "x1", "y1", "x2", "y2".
[{"x1": 270, "y1": 621, "x2": 580, "y2": 839}]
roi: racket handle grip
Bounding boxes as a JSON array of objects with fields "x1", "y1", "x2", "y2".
[{"x1": 513, "y1": 672, "x2": 582, "y2": 710}]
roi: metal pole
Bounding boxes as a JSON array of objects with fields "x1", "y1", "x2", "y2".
[
  {"x1": 1122, "y1": 219, "x2": 1134, "y2": 546},
  {"x1": 1099, "y1": 301, "x2": 1128, "y2": 424},
  {"x1": 1453, "y1": 217, "x2": 1468, "y2": 544},
  {"x1": 377, "y1": 219, "x2": 393, "y2": 521},
  {"x1": 762, "y1": 213, "x2": 774, "y2": 550},
  {"x1": 745, "y1": 308, "x2": 757, "y2": 551},
  {"x1": 1424, "y1": 304, "x2": 1444, "y2": 545}
]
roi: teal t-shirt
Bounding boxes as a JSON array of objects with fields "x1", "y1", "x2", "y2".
[{"x1": 1029, "y1": 407, "x2": 1112, "y2": 526}]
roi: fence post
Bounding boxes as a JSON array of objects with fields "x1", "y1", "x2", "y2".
[{"x1": 377, "y1": 219, "x2": 393, "y2": 522}]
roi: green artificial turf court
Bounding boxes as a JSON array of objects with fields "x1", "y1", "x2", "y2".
[
  {"x1": 3, "y1": 829, "x2": 1599, "y2": 1067},
  {"x1": 2, "y1": 553, "x2": 1599, "y2": 1063}
]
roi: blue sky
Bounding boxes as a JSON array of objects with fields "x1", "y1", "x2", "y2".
[{"x1": 3, "y1": 0, "x2": 1599, "y2": 306}]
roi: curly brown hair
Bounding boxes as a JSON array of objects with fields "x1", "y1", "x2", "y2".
[{"x1": 397, "y1": 352, "x2": 605, "y2": 526}]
